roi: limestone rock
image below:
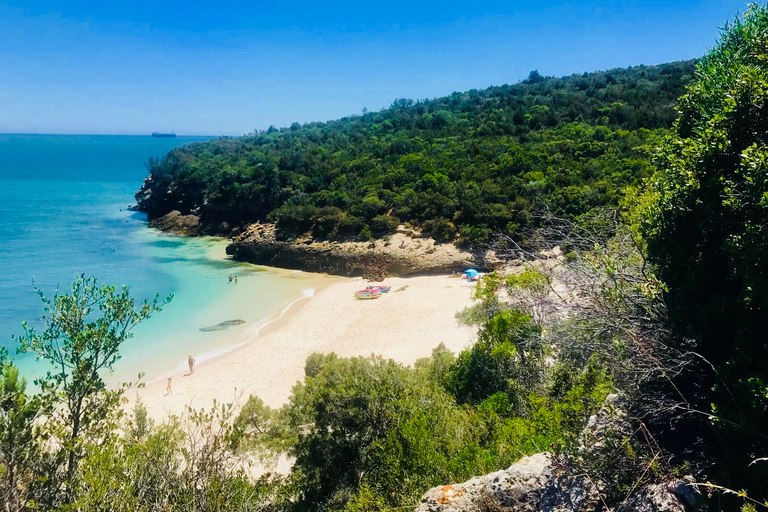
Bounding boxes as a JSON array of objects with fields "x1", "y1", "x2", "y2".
[
  {"x1": 413, "y1": 453, "x2": 700, "y2": 512},
  {"x1": 226, "y1": 223, "x2": 478, "y2": 278},
  {"x1": 148, "y1": 210, "x2": 201, "y2": 236},
  {"x1": 415, "y1": 453, "x2": 554, "y2": 512},
  {"x1": 615, "y1": 477, "x2": 703, "y2": 512}
]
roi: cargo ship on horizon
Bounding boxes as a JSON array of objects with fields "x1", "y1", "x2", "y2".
[{"x1": 151, "y1": 132, "x2": 176, "y2": 138}]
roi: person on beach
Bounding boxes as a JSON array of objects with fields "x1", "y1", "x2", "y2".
[
  {"x1": 165, "y1": 377, "x2": 172, "y2": 395},
  {"x1": 234, "y1": 276, "x2": 238, "y2": 284},
  {"x1": 187, "y1": 355, "x2": 195, "y2": 375},
  {"x1": 228, "y1": 275, "x2": 233, "y2": 282}
]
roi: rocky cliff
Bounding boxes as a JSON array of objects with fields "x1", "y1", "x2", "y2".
[
  {"x1": 144, "y1": 211, "x2": 486, "y2": 278},
  {"x1": 226, "y1": 223, "x2": 482, "y2": 279}
]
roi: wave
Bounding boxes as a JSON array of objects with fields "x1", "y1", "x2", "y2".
[{"x1": 149, "y1": 288, "x2": 316, "y2": 384}]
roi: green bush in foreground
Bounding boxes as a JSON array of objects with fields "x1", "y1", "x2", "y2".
[
  {"x1": 644, "y1": 4, "x2": 768, "y2": 499},
  {"x1": 259, "y1": 318, "x2": 611, "y2": 511}
]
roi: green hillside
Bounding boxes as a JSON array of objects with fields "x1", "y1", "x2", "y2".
[{"x1": 137, "y1": 61, "x2": 695, "y2": 246}]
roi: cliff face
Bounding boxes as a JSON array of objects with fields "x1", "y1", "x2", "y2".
[
  {"x1": 147, "y1": 210, "x2": 202, "y2": 236},
  {"x1": 140, "y1": 213, "x2": 483, "y2": 277},
  {"x1": 226, "y1": 223, "x2": 479, "y2": 279}
]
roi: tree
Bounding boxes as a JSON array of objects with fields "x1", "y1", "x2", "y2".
[
  {"x1": 135, "y1": 61, "x2": 694, "y2": 243},
  {"x1": 0, "y1": 355, "x2": 38, "y2": 512},
  {"x1": 14, "y1": 275, "x2": 170, "y2": 503},
  {"x1": 642, "y1": 4, "x2": 768, "y2": 499},
  {"x1": 447, "y1": 309, "x2": 542, "y2": 409},
  {"x1": 282, "y1": 353, "x2": 472, "y2": 511}
]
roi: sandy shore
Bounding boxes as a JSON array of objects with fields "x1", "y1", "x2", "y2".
[{"x1": 133, "y1": 274, "x2": 478, "y2": 419}]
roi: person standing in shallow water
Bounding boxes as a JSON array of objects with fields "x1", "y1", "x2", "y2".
[{"x1": 187, "y1": 355, "x2": 195, "y2": 375}]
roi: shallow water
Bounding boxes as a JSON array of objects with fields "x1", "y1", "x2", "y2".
[{"x1": 0, "y1": 134, "x2": 327, "y2": 384}]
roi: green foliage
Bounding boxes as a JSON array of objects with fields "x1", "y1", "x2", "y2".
[
  {"x1": 276, "y1": 330, "x2": 611, "y2": 511},
  {"x1": 282, "y1": 353, "x2": 469, "y2": 510},
  {"x1": 369, "y1": 215, "x2": 399, "y2": 236},
  {"x1": 71, "y1": 401, "x2": 281, "y2": 512},
  {"x1": 446, "y1": 309, "x2": 543, "y2": 409},
  {"x1": 72, "y1": 415, "x2": 184, "y2": 512},
  {"x1": 358, "y1": 225, "x2": 372, "y2": 242},
  {"x1": 0, "y1": 356, "x2": 38, "y2": 512},
  {"x1": 0, "y1": 272, "x2": 629, "y2": 511},
  {"x1": 421, "y1": 218, "x2": 456, "y2": 243},
  {"x1": 13, "y1": 275, "x2": 171, "y2": 505},
  {"x1": 643, "y1": 4, "x2": 768, "y2": 499},
  {"x1": 137, "y1": 62, "x2": 695, "y2": 243},
  {"x1": 505, "y1": 268, "x2": 549, "y2": 296}
]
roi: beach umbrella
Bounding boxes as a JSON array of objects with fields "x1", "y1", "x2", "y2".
[{"x1": 464, "y1": 268, "x2": 480, "y2": 278}]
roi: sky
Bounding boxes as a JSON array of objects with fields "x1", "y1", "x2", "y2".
[{"x1": 0, "y1": 0, "x2": 752, "y2": 135}]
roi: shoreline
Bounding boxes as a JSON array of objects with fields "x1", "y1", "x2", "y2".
[
  {"x1": 139, "y1": 277, "x2": 340, "y2": 388},
  {"x1": 133, "y1": 273, "x2": 478, "y2": 419},
  {"x1": 103, "y1": 228, "x2": 340, "y2": 388},
  {"x1": 141, "y1": 213, "x2": 485, "y2": 279}
]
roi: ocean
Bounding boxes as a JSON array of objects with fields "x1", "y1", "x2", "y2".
[{"x1": 0, "y1": 134, "x2": 329, "y2": 385}]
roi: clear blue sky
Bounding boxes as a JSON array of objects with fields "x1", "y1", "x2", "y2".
[{"x1": 0, "y1": 0, "x2": 751, "y2": 135}]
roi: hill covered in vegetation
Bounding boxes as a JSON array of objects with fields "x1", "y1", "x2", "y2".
[
  {"x1": 136, "y1": 60, "x2": 695, "y2": 247},
  {"x1": 9, "y1": 3, "x2": 768, "y2": 508}
]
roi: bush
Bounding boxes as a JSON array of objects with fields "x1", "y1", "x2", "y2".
[
  {"x1": 358, "y1": 225, "x2": 372, "y2": 241},
  {"x1": 422, "y1": 218, "x2": 456, "y2": 242},
  {"x1": 458, "y1": 224, "x2": 492, "y2": 247},
  {"x1": 282, "y1": 353, "x2": 471, "y2": 510},
  {"x1": 446, "y1": 309, "x2": 542, "y2": 409},
  {"x1": 311, "y1": 207, "x2": 364, "y2": 239},
  {"x1": 642, "y1": 5, "x2": 768, "y2": 498},
  {"x1": 370, "y1": 214, "x2": 400, "y2": 236},
  {"x1": 271, "y1": 204, "x2": 319, "y2": 235}
]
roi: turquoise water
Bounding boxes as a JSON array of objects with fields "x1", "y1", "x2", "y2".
[{"x1": 0, "y1": 134, "x2": 326, "y2": 384}]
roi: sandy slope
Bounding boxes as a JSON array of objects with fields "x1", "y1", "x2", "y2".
[{"x1": 133, "y1": 274, "x2": 478, "y2": 419}]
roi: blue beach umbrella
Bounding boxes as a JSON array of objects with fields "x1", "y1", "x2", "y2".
[{"x1": 464, "y1": 268, "x2": 480, "y2": 278}]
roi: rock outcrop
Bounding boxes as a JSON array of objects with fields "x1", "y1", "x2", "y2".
[
  {"x1": 148, "y1": 210, "x2": 202, "y2": 236},
  {"x1": 415, "y1": 396, "x2": 703, "y2": 512},
  {"x1": 199, "y1": 319, "x2": 246, "y2": 332},
  {"x1": 414, "y1": 453, "x2": 700, "y2": 512},
  {"x1": 140, "y1": 211, "x2": 501, "y2": 277},
  {"x1": 226, "y1": 223, "x2": 479, "y2": 279}
]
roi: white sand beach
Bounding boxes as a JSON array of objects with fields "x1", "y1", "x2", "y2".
[{"x1": 134, "y1": 274, "x2": 479, "y2": 419}]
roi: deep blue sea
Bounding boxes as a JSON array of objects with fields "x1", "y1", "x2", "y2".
[{"x1": 0, "y1": 134, "x2": 327, "y2": 384}]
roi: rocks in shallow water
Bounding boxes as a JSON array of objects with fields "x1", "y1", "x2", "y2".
[
  {"x1": 199, "y1": 319, "x2": 246, "y2": 332},
  {"x1": 148, "y1": 210, "x2": 201, "y2": 236}
]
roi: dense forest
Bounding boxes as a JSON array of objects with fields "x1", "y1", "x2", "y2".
[{"x1": 137, "y1": 60, "x2": 695, "y2": 245}]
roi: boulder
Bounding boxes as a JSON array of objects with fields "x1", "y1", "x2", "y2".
[
  {"x1": 615, "y1": 476, "x2": 703, "y2": 512},
  {"x1": 148, "y1": 210, "x2": 201, "y2": 236},
  {"x1": 415, "y1": 453, "x2": 554, "y2": 512},
  {"x1": 415, "y1": 456, "x2": 700, "y2": 512}
]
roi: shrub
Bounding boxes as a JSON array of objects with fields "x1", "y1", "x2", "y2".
[
  {"x1": 458, "y1": 224, "x2": 492, "y2": 247},
  {"x1": 358, "y1": 225, "x2": 372, "y2": 241},
  {"x1": 422, "y1": 218, "x2": 456, "y2": 242},
  {"x1": 370, "y1": 214, "x2": 400, "y2": 236}
]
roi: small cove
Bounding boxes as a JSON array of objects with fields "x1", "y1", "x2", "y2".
[{"x1": 0, "y1": 134, "x2": 334, "y2": 386}]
